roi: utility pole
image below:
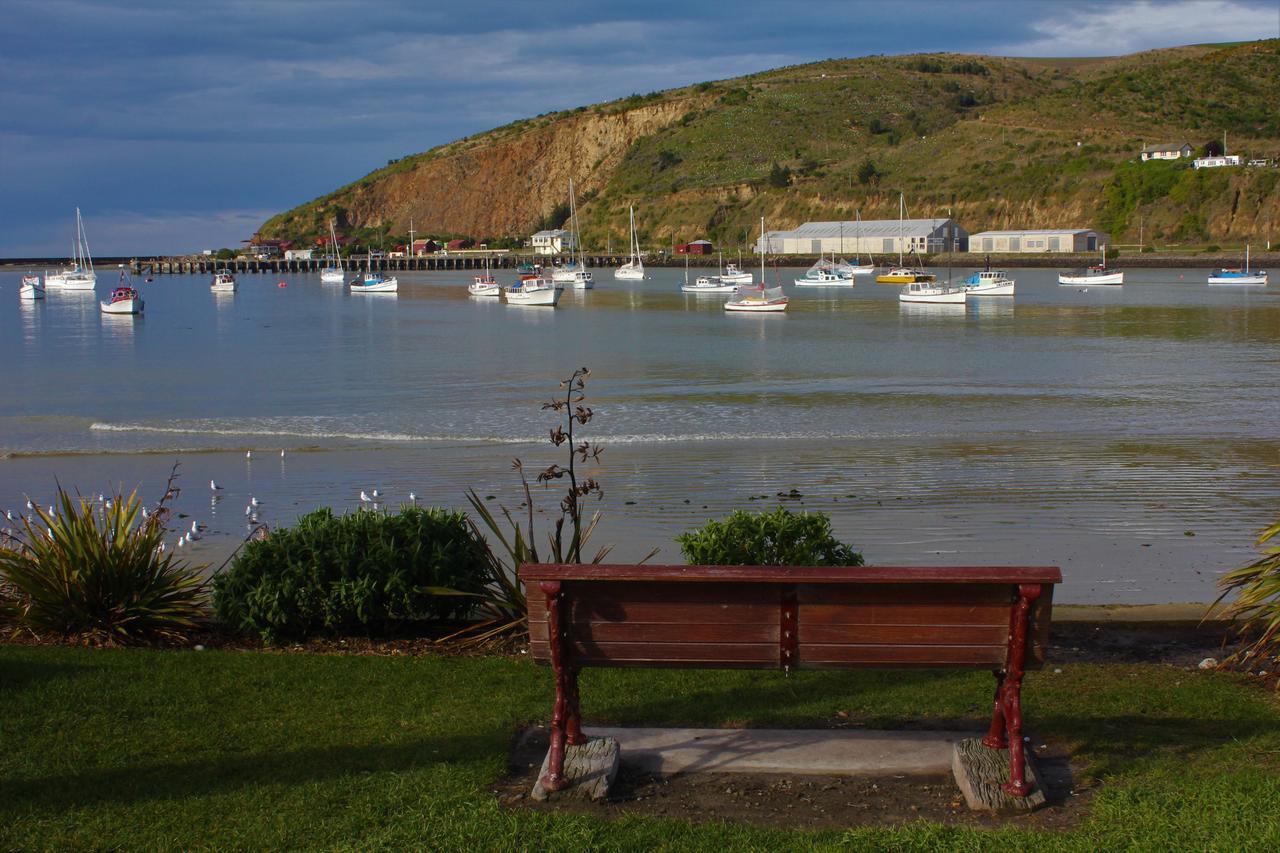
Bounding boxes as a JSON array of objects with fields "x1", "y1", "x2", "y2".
[{"x1": 408, "y1": 218, "x2": 415, "y2": 258}]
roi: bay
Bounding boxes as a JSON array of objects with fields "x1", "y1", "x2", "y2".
[{"x1": 2, "y1": 264, "x2": 1277, "y2": 604}]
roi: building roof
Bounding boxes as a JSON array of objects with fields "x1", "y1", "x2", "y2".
[
  {"x1": 778, "y1": 219, "x2": 960, "y2": 239},
  {"x1": 971, "y1": 229, "x2": 1098, "y2": 237},
  {"x1": 531, "y1": 229, "x2": 570, "y2": 238},
  {"x1": 1141, "y1": 142, "x2": 1192, "y2": 153}
]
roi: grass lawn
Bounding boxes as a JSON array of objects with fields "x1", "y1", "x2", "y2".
[{"x1": 2, "y1": 645, "x2": 1277, "y2": 850}]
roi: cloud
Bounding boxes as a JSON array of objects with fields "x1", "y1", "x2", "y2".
[
  {"x1": 0, "y1": 208, "x2": 278, "y2": 257},
  {"x1": 988, "y1": 0, "x2": 1278, "y2": 56}
]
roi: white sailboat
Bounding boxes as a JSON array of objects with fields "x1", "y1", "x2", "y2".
[
  {"x1": 320, "y1": 221, "x2": 345, "y2": 283},
  {"x1": 726, "y1": 218, "x2": 788, "y2": 313},
  {"x1": 794, "y1": 254, "x2": 854, "y2": 287},
  {"x1": 833, "y1": 211, "x2": 875, "y2": 276},
  {"x1": 614, "y1": 206, "x2": 645, "y2": 280},
  {"x1": 45, "y1": 208, "x2": 97, "y2": 290},
  {"x1": 1058, "y1": 245, "x2": 1123, "y2": 285},
  {"x1": 1208, "y1": 245, "x2": 1267, "y2": 285},
  {"x1": 551, "y1": 179, "x2": 593, "y2": 289}
]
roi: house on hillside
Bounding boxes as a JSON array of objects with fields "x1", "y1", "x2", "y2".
[
  {"x1": 284, "y1": 248, "x2": 314, "y2": 260},
  {"x1": 531, "y1": 229, "x2": 577, "y2": 255},
  {"x1": 411, "y1": 239, "x2": 440, "y2": 256},
  {"x1": 755, "y1": 219, "x2": 967, "y2": 255},
  {"x1": 446, "y1": 238, "x2": 475, "y2": 251},
  {"x1": 676, "y1": 239, "x2": 714, "y2": 255},
  {"x1": 1193, "y1": 155, "x2": 1241, "y2": 169},
  {"x1": 968, "y1": 229, "x2": 1107, "y2": 253},
  {"x1": 1140, "y1": 142, "x2": 1193, "y2": 161}
]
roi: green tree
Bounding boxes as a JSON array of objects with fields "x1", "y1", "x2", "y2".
[
  {"x1": 857, "y1": 158, "x2": 880, "y2": 185},
  {"x1": 767, "y1": 162, "x2": 792, "y2": 188}
]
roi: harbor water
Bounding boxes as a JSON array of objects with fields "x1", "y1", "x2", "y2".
[{"x1": 2, "y1": 265, "x2": 1277, "y2": 603}]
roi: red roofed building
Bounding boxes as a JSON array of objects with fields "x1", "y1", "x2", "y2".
[
  {"x1": 676, "y1": 239, "x2": 713, "y2": 255},
  {"x1": 446, "y1": 238, "x2": 475, "y2": 250}
]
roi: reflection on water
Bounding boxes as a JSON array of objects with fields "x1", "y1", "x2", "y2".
[
  {"x1": 100, "y1": 312, "x2": 138, "y2": 345},
  {"x1": 898, "y1": 301, "x2": 967, "y2": 321},
  {"x1": 18, "y1": 298, "x2": 40, "y2": 344}
]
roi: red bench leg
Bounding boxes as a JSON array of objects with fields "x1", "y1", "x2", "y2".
[
  {"x1": 539, "y1": 581, "x2": 572, "y2": 792},
  {"x1": 981, "y1": 670, "x2": 1007, "y2": 749},
  {"x1": 565, "y1": 667, "x2": 586, "y2": 746},
  {"x1": 999, "y1": 583, "x2": 1042, "y2": 797}
]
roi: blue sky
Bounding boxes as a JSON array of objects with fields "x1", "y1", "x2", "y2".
[{"x1": 2, "y1": 0, "x2": 1276, "y2": 256}]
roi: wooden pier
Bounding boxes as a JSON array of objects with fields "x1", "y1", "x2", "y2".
[{"x1": 129, "y1": 254, "x2": 642, "y2": 276}]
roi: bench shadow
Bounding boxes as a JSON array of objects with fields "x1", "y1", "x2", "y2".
[
  {"x1": 0, "y1": 732, "x2": 502, "y2": 814},
  {"x1": 0, "y1": 657, "x2": 91, "y2": 694}
]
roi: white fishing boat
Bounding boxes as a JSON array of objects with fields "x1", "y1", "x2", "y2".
[
  {"x1": 504, "y1": 274, "x2": 561, "y2": 306},
  {"x1": 45, "y1": 208, "x2": 97, "y2": 290},
  {"x1": 19, "y1": 274, "x2": 44, "y2": 300},
  {"x1": 960, "y1": 269, "x2": 1015, "y2": 296},
  {"x1": 682, "y1": 273, "x2": 737, "y2": 293},
  {"x1": 899, "y1": 280, "x2": 966, "y2": 304},
  {"x1": 1058, "y1": 245, "x2": 1123, "y2": 285},
  {"x1": 551, "y1": 179, "x2": 592, "y2": 289},
  {"x1": 614, "y1": 206, "x2": 645, "y2": 280},
  {"x1": 350, "y1": 254, "x2": 398, "y2": 293},
  {"x1": 1208, "y1": 246, "x2": 1267, "y2": 285},
  {"x1": 320, "y1": 221, "x2": 345, "y2": 283},
  {"x1": 876, "y1": 194, "x2": 936, "y2": 284},
  {"x1": 726, "y1": 218, "x2": 789, "y2": 313},
  {"x1": 794, "y1": 256, "x2": 854, "y2": 287},
  {"x1": 468, "y1": 256, "x2": 500, "y2": 296},
  {"x1": 100, "y1": 272, "x2": 143, "y2": 314},
  {"x1": 210, "y1": 271, "x2": 237, "y2": 292},
  {"x1": 721, "y1": 255, "x2": 753, "y2": 285}
]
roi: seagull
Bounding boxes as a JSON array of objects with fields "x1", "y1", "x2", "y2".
[
  {"x1": 408, "y1": 491, "x2": 417, "y2": 504},
  {"x1": 250, "y1": 496, "x2": 261, "y2": 508},
  {"x1": 141, "y1": 506, "x2": 149, "y2": 519},
  {"x1": 280, "y1": 449, "x2": 286, "y2": 459},
  {"x1": 210, "y1": 480, "x2": 223, "y2": 491},
  {"x1": 246, "y1": 450, "x2": 253, "y2": 460},
  {"x1": 105, "y1": 499, "x2": 113, "y2": 510},
  {"x1": 97, "y1": 493, "x2": 105, "y2": 503},
  {"x1": 244, "y1": 504, "x2": 252, "y2": 517},
  {"x1": 371, "y1": 489, "x2": 380, "y2": 499},
  {"x1": 360, "y1": 491, "x2": 371, "y2": 503},
  {"x1": 191, "y1": 520, "x2": 206, "y2": 534},
  {"x1": 4, "y1": 510, "x2": 14, "y2": 522},
  {"x1": 25, "y1": 499, "x2": 34, "y2": 511},
  {"x1": 157, "y1": 542, "x2": 166, "y2": 553},
  {"x1": 176, "y1": 536, "x2": 184, "y2": 548}
]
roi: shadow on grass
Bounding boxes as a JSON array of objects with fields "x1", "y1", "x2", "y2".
[
  {"x1": 0, "y1": 732, "x2": 504, "y2": 814},
  {"x1": 0, "y1": 658, "x2": 91, "y2": 694}
]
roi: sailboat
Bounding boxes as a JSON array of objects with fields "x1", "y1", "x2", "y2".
[
  {"x1": 794, "y1": 254, "x2": 853, "y2": 286},
  {"x1": 468, "y1": 255, "x2": 501, "y2": 296},
  {"x1": 833, "y1": 211, "x2": 875, "y2": 276},
  {"x1": 551, "y1": 179, "x2": 593, "y2": 289},
  {"x1": 45, "y1": 208, "x2": 97, "y2": 290},
  {"x1": 1058, "y1": 245, "x2": 1123, "y2": 285},
  {"x1": 682, "y1": 251, "x2": 737, "y2": 293},
  {"x1": 614, "y1": 206, "x2": 645, "y2": 280},
  {"x1": 725, "y1": 218, "x2": 789, "y2": 312},
  {"x1": 320, "y1": 221, "x2": 345, "y2": 283},
  {"x1": 875, "y1": 193, "x2": 936, "y2": 284},
  {"x1": 1208, "y1": 245, "x2": 1267, "y2": 285}
]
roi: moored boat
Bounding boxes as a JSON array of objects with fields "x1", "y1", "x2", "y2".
[
  {"x1": 45, "y1": 207, "x2": 97, "y2": 290},
  {"x1": 726, "y1": 218, "x2": 789, "y2": 313},
  {"x1": 19, "y1": 274, "x2": 44, "y2": 301},
  {"x1": 320, "y1": 220, "x2": 346, "y2": 283},
  {"x1": 100, "y1": 272, "x2": 143, "y2": 314},
  {"x1": 468, "y1": 256, "x2": 501, "y2": 296},
  {"x1": 1208, "y1": 245, "x2": 1267, "y2": 285},
  {"x1": 504, "y1": 274, "x2": 562, "y2": 306},
  {"x1": 1059, "y1": 245, "x2": 1123, "y2": 285},
  {"x1": 960, "y1": 269, "x2": 1015, "y2": 296},
  {"x1": 614, "y1": 206, "x2": 645, "y2": 280},
  {"x1": 794, "y1": 256, "x2": 854, "y2": 287},
  {"x1": 350, "y1": 272, "x2": 398, "y2": 293},
  {"x1": 875, "y1": 194, "x2": 935, "y2": 284},
  {"x1": 899, "y1": 280, "x2": 966, "y2": 304},
  {"x1": 210, "y1": 271, "x2": 237, "y2": 292},
  {"x1": 720, "y1": 261, "x2": 753, "y2": 285}
]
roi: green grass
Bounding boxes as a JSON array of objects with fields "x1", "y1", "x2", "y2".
[{"x1": 3, "y1": 646, "x2": 1277, "y2": 850}]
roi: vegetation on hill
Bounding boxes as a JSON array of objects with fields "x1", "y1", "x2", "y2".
[{"x1": 258, "y1": 40, "x2": 1280, "y2": 252}]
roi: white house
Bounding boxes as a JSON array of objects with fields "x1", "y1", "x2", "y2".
[
  {"x1": 530, "y1": 229, "x2": 577, "y2": 256},
  {"x1": 754, "y1": 219, "x2": 968, "y2": 255},
  {"x1": 283, "y1": 249, "x2": 314, "y2": 260},
  {"x1": 1140, "y1": 142, "x2": 1194, "y2": 161},
  {"x1": 968, "y1": 229, "x2": 1108, "y2": 254},
  {"x1": 1193, "y1": 155, "x2": 1241, "y2": 169}
]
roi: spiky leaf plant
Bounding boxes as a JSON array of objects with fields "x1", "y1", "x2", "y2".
[
  {"x1": 0, "y1": 483, "x2": 207, "y2": 644},
  {"x1": 1211, "y1": 518, "x2": 1280, "y2": 672}
]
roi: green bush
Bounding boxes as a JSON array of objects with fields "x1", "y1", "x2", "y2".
[
  {"x1": 1211, "y1": 518, "x2": 1280, "y2": 670},
  {"x1": 677, "y1": 507, "x2": 864, "y2": 567},
  {"x1": 0, "y1": 484, "x2": 207, "y2": 644},
  {"x1": 213, "y1": 507, "x2": 490, "y2": 643}
]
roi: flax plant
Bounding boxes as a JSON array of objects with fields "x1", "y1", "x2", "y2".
[
  {"x1": 1211, "y1": 517, "x2": 1280, "y2": 672},
  {"x1": 0, "y1": 470, "x2": 207, "y2": 644}
]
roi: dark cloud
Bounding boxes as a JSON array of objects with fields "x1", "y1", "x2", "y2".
[{"x1": 1, "y1": 0, "x2": 1275, "y2": 254}]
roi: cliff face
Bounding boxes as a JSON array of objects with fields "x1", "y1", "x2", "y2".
[{"x1": 260, "y1": 41, "x2": 1280, "y2": 248}]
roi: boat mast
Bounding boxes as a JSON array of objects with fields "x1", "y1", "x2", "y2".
[
  {"x1": 898, "y1": 193, "x2": 904, "y2": 267},
  {"x1": 760, "y1": 216, "x2": 766, "y2": 286}
]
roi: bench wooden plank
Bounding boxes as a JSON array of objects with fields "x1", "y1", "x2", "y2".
[
  {"x1": 569, "y1": 641, "x2": 779, "y2": 666},
  {"x1": 801, "y1": 644, "x2": 1007, "y2": 666},
  {"x1": 800, "y1": 623, "x2": 1008, "y2": 646},
  {"x1": 522, "y1": 564, "x2": 1062, "y2": 584}
]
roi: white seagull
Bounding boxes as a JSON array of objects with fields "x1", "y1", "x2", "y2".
[
  {"x1": 250, "y1": 496, "x2": 261, "y2": 508},
  {"x1": 371, "y1": 489, "x2": 380, "y2": 499},
  {"x1": 246, "y1": 450, "x2": 253, "y2": 460},
  {"x1": 210, "y1": 480, "x2": 223, "y2": 491},
  {"x1": 408, "y1": 492, "x2": 417, "y2": 504},
  {"x1": 25, "y1": 499, "x2": 34, "y2": 511},
  {"x1": 280, "y1": 449, "x2": 286, "y2": 459},
  {"x1": 360, "y1": 490, "x2": 371, "y2": 503},
  {"x1": 176, "y1": 536, "x2": 185, "y2": 548}
]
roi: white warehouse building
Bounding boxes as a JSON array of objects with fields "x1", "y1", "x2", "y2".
[
  {"x1": 753, "y1": 219, "x2": 968, "y2": 255},
  {"x1": 968, "y1": 229, "x2": 1108, "y2": 254}
]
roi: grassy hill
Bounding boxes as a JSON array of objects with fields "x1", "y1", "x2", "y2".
[{"x1": 258, "y1": 40, "x2": 1280, "y2": 253}]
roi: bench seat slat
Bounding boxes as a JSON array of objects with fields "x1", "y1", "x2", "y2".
[
  {"x1": 803, "y1": 603, "x2": 1012, "y2": 626},
  {"x1": 802, "y1": 644, "x2": 1007, "y2": 666},
  {"x1": 801, "y1": 623, "x2": 1008, "y2": 645},
  {"x1": 548, "y1": 621, "x2": 779, "y2": 644},
  {"x1": 521, "y1": 564, "x2": 1062, "y2": 584},
  {"x1": 568, "y1": 641, "x2": 779, "y2": 666}
]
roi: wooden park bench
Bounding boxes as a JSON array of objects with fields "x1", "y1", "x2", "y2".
[{"x1": 520, "y1": 564, "x2": 1061, "y2": 801}]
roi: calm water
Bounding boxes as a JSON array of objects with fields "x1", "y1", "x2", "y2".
[{"x1": 2, "y1": 265, "x2": 1277, "y2": 603}]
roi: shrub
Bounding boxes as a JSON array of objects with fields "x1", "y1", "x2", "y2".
[
  {"x1": 213, "y1": 506, "x2": 490, "y2": 643},
  {"x1": 1211, "y1": 518, "x2": 1280, "y2": 672},
  {"x1": 678, "y1": 507, "x2": 864, "y2": 567},
  {"x1": 0, "y1": 480, "x2": 207, "y2": 644}
]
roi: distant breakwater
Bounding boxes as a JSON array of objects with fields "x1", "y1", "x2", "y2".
[{"x1": 3, "y1": 251, "x2": 1274, "y2": 275}]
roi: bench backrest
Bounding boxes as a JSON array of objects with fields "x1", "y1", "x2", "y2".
[{"x1": 521, "y1": 565, "x2": 1060, "y2": 671}]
